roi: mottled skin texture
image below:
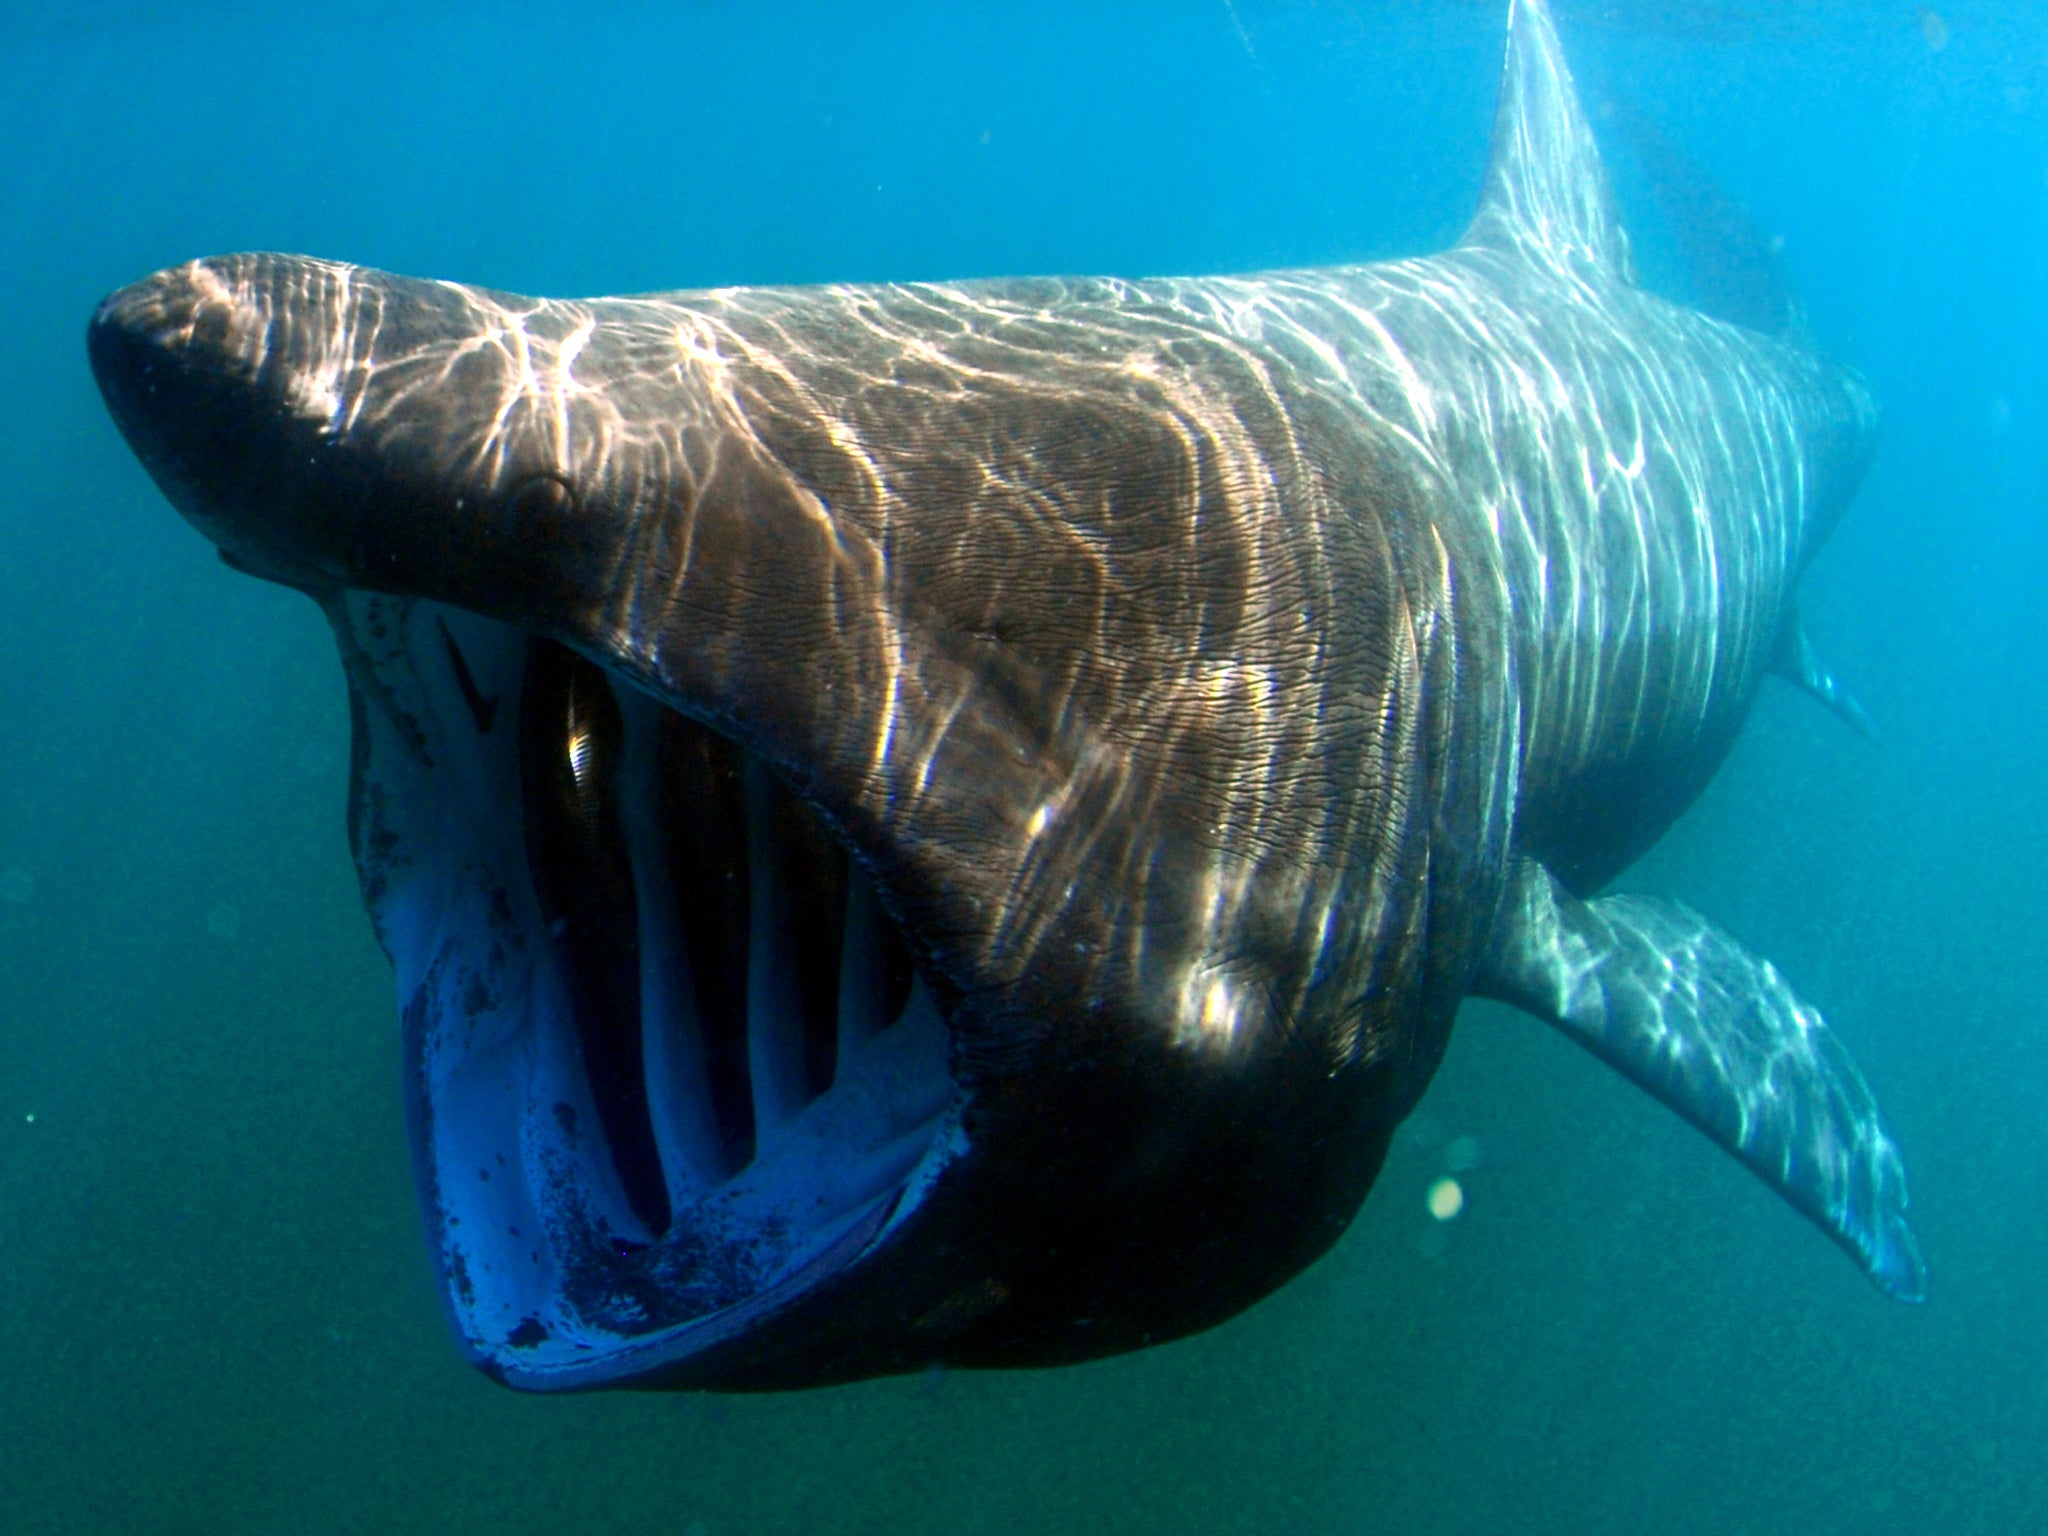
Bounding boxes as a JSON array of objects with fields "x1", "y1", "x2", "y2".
[
  {"x1": 88, "y1": 0, "x2": 1918, "y2": 1391},
  {"x1": 95, "y1": 204, "x2": 1867, "y2": 1058}
]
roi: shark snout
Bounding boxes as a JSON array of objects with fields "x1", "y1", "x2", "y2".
[
  {"x1": 90, "y1": 254, "x2": 658, "y2": 611},
  {"x1": 90, "y1": 259, "x2": 272, "y2": 475},
  {"x1": 88, "y1": 255, "x2": 343, "y2": 450},
  {"x1": 91, "y1": 256, "x2": 275, "y2": 372},
  {"x1": 91, "y1": 254, "x2": 532, "y2": 597},
  {"x1": 90, "y1": 256, "x2": 345, "y2": 586}
]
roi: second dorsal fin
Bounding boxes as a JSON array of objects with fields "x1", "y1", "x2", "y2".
[{"x1": 1463, "y1": 0, "x2": 1633, "y2": 281}]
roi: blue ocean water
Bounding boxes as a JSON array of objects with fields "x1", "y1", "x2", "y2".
[{"x1": 1, "y1": 1, "x2": 2043, "y2": 1531}]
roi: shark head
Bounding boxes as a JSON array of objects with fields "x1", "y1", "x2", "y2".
[{"x1": 90, "y1": 252, "x2": 1458, "y2": 1390}]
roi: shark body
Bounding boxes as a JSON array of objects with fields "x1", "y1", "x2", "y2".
[{"x1": 89, "y1": 0, "x2": 1920, "y2": 1392}]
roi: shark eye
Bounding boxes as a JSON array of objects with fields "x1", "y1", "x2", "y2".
[{"x1": 506, "y1": 472, "x2": 575, "y2": 530}]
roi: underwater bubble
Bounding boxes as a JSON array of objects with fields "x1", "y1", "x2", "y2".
[
  {"x1": 1444, "y1": 1135, "x2": 1482, "y2": 1172},
  {"x1": 0, "y1": 866, "x2": 31, "y2": 904},
  {"x1": 1428, "y1": 1177, "x2": 1465, "y2": 1221},
  {"x1": 1919, "y1": 9, "x2": 1949, "y2": 52},
  {"x1": 206, "y1": 903, "x2": 242, "y2": 939}
]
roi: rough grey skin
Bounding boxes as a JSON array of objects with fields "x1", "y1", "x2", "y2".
[{"x1": 87, "y1": 0, "x2": 1921, "y2": 1393}]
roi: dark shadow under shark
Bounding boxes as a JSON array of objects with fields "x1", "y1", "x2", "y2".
[{"x1": 87, "y1": 0, "x2": 1921, "y2": 1393}]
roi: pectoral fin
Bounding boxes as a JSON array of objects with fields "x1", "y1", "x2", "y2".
[
  {"x1": 1773, "y1": 611, "x2": 1882, "y2": 744},
  {"x1": 1475, "y1": 857, "x2": 1925, "y2": 1300}
]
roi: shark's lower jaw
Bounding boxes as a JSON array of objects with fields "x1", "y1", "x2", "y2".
[{"x1": 334, "y1": 594, "x2": 963, "y2": 1391}]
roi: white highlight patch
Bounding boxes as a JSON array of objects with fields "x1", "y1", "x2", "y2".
[
  {"x1": 285, "y1": 366, "x2": 346, "y2": 428},
  {"x1": 1198, "y1": 977, "x2": 1240, "y2": 1040}
]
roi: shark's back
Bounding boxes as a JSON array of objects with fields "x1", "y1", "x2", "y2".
[
  {"x1": 1160, "y1": 0, "x2": 1876, "y2": 890},
  {"x1": 722, "y1": 0, "x2": 1880, "y2": 889}
]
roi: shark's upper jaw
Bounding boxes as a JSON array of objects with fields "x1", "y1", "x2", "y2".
[{"x1": 343, "y1": 594, "x2": 964, "y2": 1389}]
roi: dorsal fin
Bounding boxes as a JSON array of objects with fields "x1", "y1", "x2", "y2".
[{"x1": 1462, "y1": 0, "x2": 1633, "y2": 280}]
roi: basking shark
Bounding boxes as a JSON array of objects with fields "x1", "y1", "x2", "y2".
[{"x1": 89, "y1": 0, "x2": 1921, "y2": 1392}]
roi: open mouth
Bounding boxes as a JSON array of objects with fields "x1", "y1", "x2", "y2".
[{"x1": 336, "y1": 593, "x2": 962, "y2": 1389}]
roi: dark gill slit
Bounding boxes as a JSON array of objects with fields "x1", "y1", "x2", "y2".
[
  {"x1": 519, "y1": 640, "x2": 672, "y2": 1238},
  {"x1": 838, "y1": 871, "x2": 917, "y2": 1052},
  {"x1": 769, "y1": 775, "x2": 848, "y2": 1100},
  {"x1": 659, "y1": 714, "x2": 757, "y2": 1175},
  {"x1": 740, "y1": 758, "x2": 818, "y2": 1137}
]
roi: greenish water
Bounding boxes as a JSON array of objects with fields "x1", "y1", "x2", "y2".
[{"x1": 2, "y1": 3, "x2": 2043, "y2": 1531}]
